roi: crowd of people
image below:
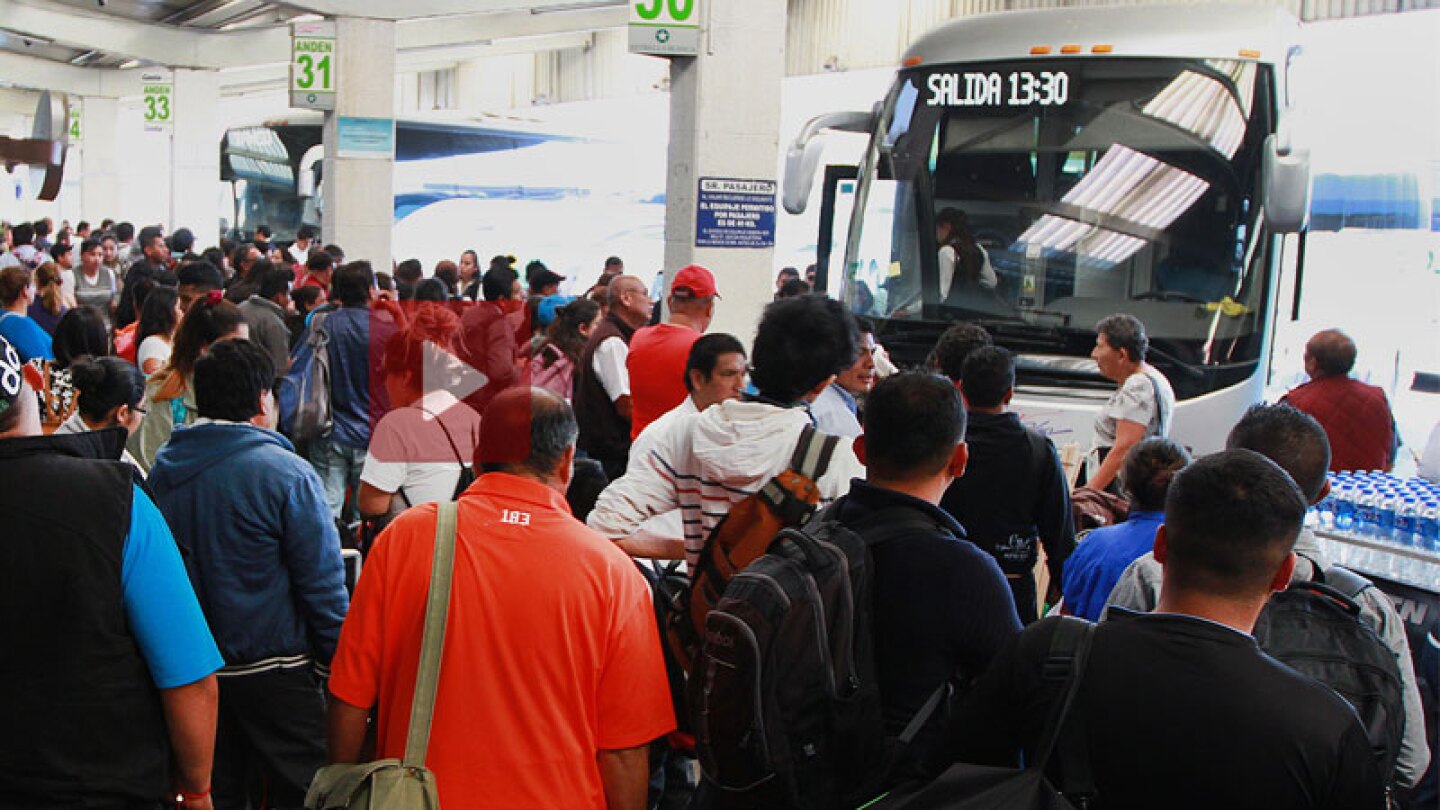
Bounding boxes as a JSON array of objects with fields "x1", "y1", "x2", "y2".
[{"x1": 0, "y1": 215, "x2": 1432, "y2": 810}]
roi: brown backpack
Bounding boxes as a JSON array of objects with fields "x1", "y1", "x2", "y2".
[{"x1": 659, "y1": 424, "x2": 841, "y2": 674}]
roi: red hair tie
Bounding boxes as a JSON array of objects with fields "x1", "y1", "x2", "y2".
[{"x1": 205, "y1": 289, "x2": 223, "y2": 305}]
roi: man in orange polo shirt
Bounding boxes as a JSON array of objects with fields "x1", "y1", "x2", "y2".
[
  {"x1": 326, "y1": 387, "x2": 674, "y2": 808},
  {"x1": 626, "y1": 264, "x2": 719, "y2": 439}
]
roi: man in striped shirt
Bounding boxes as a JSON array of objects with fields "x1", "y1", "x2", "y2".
[{"x1": 588, "y1": 294, "x2": 865, "y2": 567}]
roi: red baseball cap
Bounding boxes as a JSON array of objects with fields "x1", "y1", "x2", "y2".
[{"x1": 671, "y1": 264, "x2": 719, "y2": 300}]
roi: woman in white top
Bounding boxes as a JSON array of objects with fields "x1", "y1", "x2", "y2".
[
  {"x1": 358, "y1": 304, "x2": 482, "y2": 523},
  {"x1": 134, "y1": 286, "x2": 180, "y2": 376},
  {"x1": 1087, "y1": 313, "x2": 1175, "y2": 492},
  {"x1": 936, "y1": 207, "x2": 997, "y2": 301},
  {"x1": 54, "y1": 356, "x2": 147, "y2": 476}
]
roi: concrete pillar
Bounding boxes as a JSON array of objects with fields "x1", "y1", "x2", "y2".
[
  {"x1": 661, "y1": 2, "x2": 786, "y2": 344},
  {"x1": 78, "y1": 96, "x2": 122, "y2": 223},
  {"x1": 323, "y1": 17, "x2": 396, "y2": 268},
  {"x1": 170, "y1": 69, "x2": 223, "y2": 247}
]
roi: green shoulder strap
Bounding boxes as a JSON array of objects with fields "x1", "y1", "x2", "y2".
[{"x1": 403, "y1": 501, "x2": 458, "y2": 768}]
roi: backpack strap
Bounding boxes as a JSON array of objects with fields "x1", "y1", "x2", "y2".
[
  {"x1": 403, "y1": 501, "x2": 458, "y2": 769},
  {"x1": 414, "y1": 404, "x2": 471, "y2": 470},
  {"x1": 1032, "y1": 617, "x2": 1096, "y2": 777},
  {"x1": 790, "y1": 424, "x2": 840, "y2": 482},
  {"x1": 897, "y1": 682, "x2": 951, "y2": 746},
  {"x1": 757, "y1": 425, "x2": 841, "y2": 524},
  {"x1": 1315, "y1": 564, "x2": 1372, "y2": 602},
  {"x1": 1144, "y1": 369, "x2": 1168, "y2": 437}
]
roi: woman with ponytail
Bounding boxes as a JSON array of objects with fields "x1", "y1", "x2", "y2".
[
  {"x1": 528, "y1": 296, "x2": 600, "y2": 400},
  {"x1": 26, "y1": 262, "x2": 67, "y2": 335},
  {"x1": 129, "y1": 291, "x2": 247, "y2": 472},
  {"x1": 55, "y1": 356, "x2": 147, "y2": 475}
]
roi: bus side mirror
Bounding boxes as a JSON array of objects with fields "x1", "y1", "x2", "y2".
[
  {"x1": 1264, "y1": 132, "x2": 1311, "y2": 233},
  {"x1": 297, "y1": 144, "x2": 324, "y2": 199},
  {"x1": 782, "y1": 111, "x2": 874, "y2": 215}
]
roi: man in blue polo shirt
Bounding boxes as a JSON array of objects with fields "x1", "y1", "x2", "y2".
[{"x1": 0, "y1": 334, "x2": 224, "y2": 810}]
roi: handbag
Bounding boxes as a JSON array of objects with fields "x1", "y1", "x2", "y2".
[
  {"x1": 306, "y1": 502, "x2": 459, "y2": 810},
  {"x1": 869, "y1": 617, "x2": 1096, "y2": 810}
]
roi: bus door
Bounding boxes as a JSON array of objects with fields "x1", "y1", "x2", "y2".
[{"x1": 814, "y1": 164, "x2": 858, "y2": 296}]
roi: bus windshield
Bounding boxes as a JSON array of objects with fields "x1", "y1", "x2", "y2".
[{"x1": 844, "y1": 58, "x2": 1275, "y2": 400}]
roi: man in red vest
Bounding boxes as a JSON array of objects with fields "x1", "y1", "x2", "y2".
[
  {"x1": 626, "y1": 265, "x2": 719, "y2": 440},
  {"x1": 1282, "y1": 329, "x2": 1396, "y2": 472}
]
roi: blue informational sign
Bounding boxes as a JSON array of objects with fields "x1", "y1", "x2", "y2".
[
  {"x1": 696, "y1": 177, "x2": 776, "y2": 249},
  {"x1": 336, "y1": 116, "x2": 395, "y2": 160}
]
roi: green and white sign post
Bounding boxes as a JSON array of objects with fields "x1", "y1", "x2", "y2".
[
  {"x1": 291, "y1": 20, "x2": 337, "y2": 111},
  {"x1": 67, "y1": 101, "x2": 82, "y2": 143},
  {"x1": 629, "y1": 0, "x2": 701, "y2": 56},
  {"x1": 140, "y1": 72, "x2": 173, "y2": 132}
]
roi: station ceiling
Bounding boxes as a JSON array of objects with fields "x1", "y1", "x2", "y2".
[{"x1": 0, "y1": 0, "x2": 627, "y2": 71}]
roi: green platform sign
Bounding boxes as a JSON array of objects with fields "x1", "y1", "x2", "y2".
[
  {"x1": 629, "y1": 0, "x2": 701, "y2": 56},
  {"x1": 140, "y1": 72, "x2": 173, "y2": 131},
  {"x1": 291, "y1": 20, "x2": 337, "y2": 111}
]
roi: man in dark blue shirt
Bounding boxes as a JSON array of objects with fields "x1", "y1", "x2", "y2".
[
  {"x1": 835, "y1": 371, "x2": 1021, "y2": 777},
  {"x1": 940, "y1": 346, "x2": 1074, "y2": 623}
]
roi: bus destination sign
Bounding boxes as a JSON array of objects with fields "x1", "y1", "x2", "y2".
[{"x1": 926, "y1": 69, "x2": 1072, "y2": 108}]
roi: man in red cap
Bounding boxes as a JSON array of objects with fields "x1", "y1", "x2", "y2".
[{"x1": 625, "y1": 264, "x2": 719, "y2": 439}]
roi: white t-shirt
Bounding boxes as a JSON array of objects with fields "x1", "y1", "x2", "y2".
[
  {"x1": 592, "y1": 335, "x2": 631, "y2": 402},
  {"x1": 137, "y1": 335, "x2": 172, "y2": 374},
  {"x1": 1093, "y1": 366, "x2": 1175, "y2": 448},
  {"x1": 938, "y1": 243, "x2": 997, "y2": 297},
  {"x1": 360, "y1": 391, "x2": 483, "y2": 508}
]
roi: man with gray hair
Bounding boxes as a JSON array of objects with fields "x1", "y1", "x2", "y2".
[
  {"x1": 327, "y1": 387, "x2": 674, "y2": 808},
  {"x1": 574, "y1": 274, "x2": 652, "y2": 479}
]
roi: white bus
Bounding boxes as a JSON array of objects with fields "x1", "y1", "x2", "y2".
[{"x1": 784, "y1": 4, "x2": 1312, "y2": 455}]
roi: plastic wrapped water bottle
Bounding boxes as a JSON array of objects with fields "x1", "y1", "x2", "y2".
[
  {"x1": 1394, "y1": 497, "x2": 1420, "y2": 548},
  {"x1": 1376, "y1": 489, "x2": 1398, "y2": 541},
  {"x1": 1334, "y1": 484, "x2": 1357, "y2": 532},
  {"x1": 1355, "y1": 487, "x2": 1380, "y2": 537},
  {"x1": 1418, "y1": 500, "x2": 1440, "y2": 553}
]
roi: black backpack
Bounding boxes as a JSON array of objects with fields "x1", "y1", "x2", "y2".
[
  {"x1": 1252, "y1": 564, "x2": 1405, "y2": 784},
  {"x1": 688, "y1": 502, "x2": 950, "y2": 809},
  {"x1": 871, "y1": 617, "x2": 1097, "y2": 810}
]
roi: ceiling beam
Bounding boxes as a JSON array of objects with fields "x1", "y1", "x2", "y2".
[
  {"x1": 273, "y1": 0, "x2": 623, "y2": 22},
  {"x1": 0, "y1": 0, "x2": 626, "y2": 77},
  {"x1": 0, "y1": 0, "x2": 287, "y2": 70},
  {"x1": 400, "y1": 5, "x2": 630, "y2": 50},
  {"x1": 396, "y1": 5, "x2": 626, "y2": 50},
  {"x1": 0, "y1": 50, "x2": 110, "y2": 97},
  {"x1": 219, "y1": 30, "x2": 598, "y2": 95}
]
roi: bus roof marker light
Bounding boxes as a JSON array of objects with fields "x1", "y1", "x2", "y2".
[
  {"x1": 1060, "y1": 44, "x2": 1082, "y2": 54},
  {"x1": 903, "y1": 56, "x2": 923, "y2": 67},
  {"x1": 1239, "y1": 49, "x2": 1261, "y2": 59},
  {"x1": 1092, "y1": 44, "x2": 1113, "y2": 54},
  {"x1": 1030, "y1": 46, "x2": 1052, "y2": 55}
]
